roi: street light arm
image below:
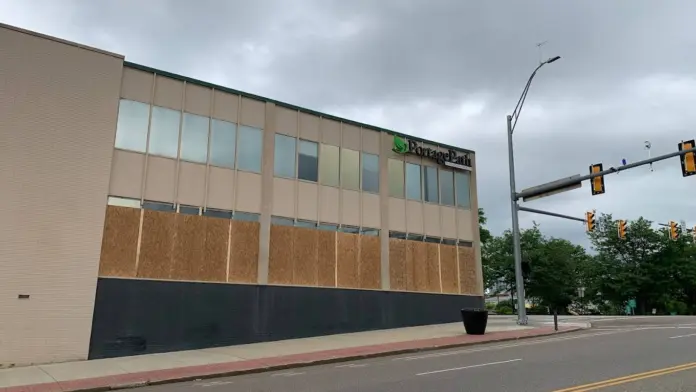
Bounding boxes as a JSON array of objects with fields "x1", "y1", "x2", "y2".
[{"x1": 509, "y1": 56, "x2": 560, "y2": 134}]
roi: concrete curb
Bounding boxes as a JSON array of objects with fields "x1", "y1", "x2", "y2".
[{"x1": 6, "y1": 327, "x2": 586, "y2": 392}]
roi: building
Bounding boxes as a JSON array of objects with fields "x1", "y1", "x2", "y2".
[{"x1": 0, "y1": 23, "x2": 483, "y2": 366}]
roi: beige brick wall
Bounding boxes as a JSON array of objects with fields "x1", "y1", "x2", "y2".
[{"x1": 0, "y1": 24, "x2": 123, "y2": 366}]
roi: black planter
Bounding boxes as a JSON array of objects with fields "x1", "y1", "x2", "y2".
[{"x1": 461, "y1": 308, "x2": 488, "y2": 335}]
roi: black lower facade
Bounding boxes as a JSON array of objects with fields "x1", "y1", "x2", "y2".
[{"x1": 88, "y1": 277, "x2": 484, "y2": 359}]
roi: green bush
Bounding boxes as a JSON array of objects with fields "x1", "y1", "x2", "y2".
[
  {"x1": 495, "y1": 300, "x2": 513, "y2": 311},
  {"x1": 497, "y1": 305, "x2": 513, "y2": 315},
  {"x1": 527, "y1": 306, "x2": 549, "y2": 315},
  {"x1": 485, "y1": 302, "x2": 496, "y2": 310}
]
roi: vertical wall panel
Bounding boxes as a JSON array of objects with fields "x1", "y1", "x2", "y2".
[
  {"x1": 268, "y1": 225, "x2": 294, "y2": 285},
  {"x1": 120, "y1": 67, "x2": 153, "y2": 103},
  {"x1": 137, "y1": 210, "x2": 175, "y2": 279},
  {"x1": 292, "y1": 227, "x2": 318, "y2": 286},
  {"x1": 153, "y1": 75, "x2": 184, "y2": 111},
  {"x1": 320, "y1": 118, "x2": 341, "y2": 146},
  {"x1": 272, "y1": 177, "x2": 295, "y2": 218},
  {"x1": 144, "y1": 156, "x2": 176, "y2": 203},
  {"x1": 388, "y1": 239, "x2": 407, "y2": 291},
  {"x1": 297, "y1": 182, "x2": 318, "y2": 221},
  {"x1": 336, "y1": 232, "x2": 359, "y2": 288},
  {"x1": 236, "y1": 172, "x2": 262, "y2": 213},
  {"x1": 405, "y1": 200, "x2": 424, "y2": 234},
  {"x1": 202, "y1": 216, "x2": 229, "y2": 282},
  {"x1": 184, "y1": 83, "x2": 211, "y2": 117},
  {"x1": 299, "y1": 112, "x2": 320, "y2": 141},
  {"x1": 212, "y1": 90, "x2": 239, "y2": 123},
  {"x1": 319, "y1": 186, "x2": 340, "y2": 223},
  {"x1": 177, "y1": 162, "x2": 206, "y2": 206},
  {"x1": 411, "y1": 242, "x2": 429, "y2": 292},
  {"x1": 240, "y1": 97, "x2": 265, "y2": 128},
  {"x1": 361, "y1": 129, "x2": 380, "y2": 154},
  {"x1": 341, "y1": 124, "x2": 361, "y2": 150},
  {"x1": 341, "y1": 190, "x2": 360, "y2": 226},
  {"x1": 229, "y1": 221, "x2": 259, "y2": 283},
  {"x1": 456, "y1": 208, "x2": 474, "y2": 241},
  {"x1": 206, "y1": 166, "x2": 235, "y2": 210},
  {"x1": 275, "y1": 107, "x2": 298, "y2": 136},
  {"x1": 98, "y1": 206, "x2": 139, "y2": 277},
  {"x1": 361, "y1": 193, "x2": 381, "y2": 228},
  {"x1": 423, "y1": 204, "x2": 441, "y2": 237},
  {"x1": 388, "y1": 198, "x2": 406, "y2": 232},
  {"x1": 440, "y1": 206, "x2": 457, "y2": 239},
  {"x1": 439, "y1": 245, "x2": 459, "y2": 294},
  {"x1": 109, "y1": 150, "x2": 144, "y2": 199},
  {"x1": 317, "y1": 230, "x2": 336, "y2": 287},
  {"x1": 359, "y1": 235, "x2": 381, "y2": 289}
]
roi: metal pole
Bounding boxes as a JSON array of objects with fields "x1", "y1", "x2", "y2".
[
  {"x1": 507, "y1": 115, "x2": 527, "y2": 325},
  {"x1": 517, "y1": 206, "x2": 586, "y2": 223}
]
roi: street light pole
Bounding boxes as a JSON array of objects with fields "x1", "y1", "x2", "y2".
[{"x1": 507, "y1": 55, "x2": 561, "y2": 326}]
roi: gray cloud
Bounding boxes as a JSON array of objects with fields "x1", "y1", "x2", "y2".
[{"x1": 3, "y1": 0, "x2": 696, "y2": 247}]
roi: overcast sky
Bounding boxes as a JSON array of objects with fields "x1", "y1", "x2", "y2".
[{"x1": 4, "y1": 0, "x2": 696, "y2": 248}]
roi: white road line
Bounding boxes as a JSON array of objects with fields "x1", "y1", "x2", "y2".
[
  {"x1": 271, "y1": 371, "x2": 306, "y2": 377},
  {"x1": 416, "y1": 358, "x2": 522, "y2": 376},
  {"x1": 670, "y1": 333, "x2": 696, "y2": 339},
  {"x1": 394, "y1": 330, "x2": 626, "y2": 362},
  {"x1": 196, "y1": 381, "x2": 234, "y2": 387},
  {"x1": 336, "y1": 363, "x2": 368, "y2": 368}
]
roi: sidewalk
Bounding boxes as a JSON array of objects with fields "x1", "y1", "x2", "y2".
[{"x1": 0, "y1": 320, "x2": 585, "y2": 392}]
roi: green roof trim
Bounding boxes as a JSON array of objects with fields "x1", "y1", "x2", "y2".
[{"x1": 123, "y1": 61, "x2": 474, "y2": 155}]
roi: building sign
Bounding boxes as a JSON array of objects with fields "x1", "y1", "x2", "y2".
[{"x1": 392, "y1": 135, "x2": 472, "y2": 170}]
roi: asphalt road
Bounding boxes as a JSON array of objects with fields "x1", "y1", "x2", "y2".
[{"x1": 140, "y1": 316, "x2": 696, "y2": 392}]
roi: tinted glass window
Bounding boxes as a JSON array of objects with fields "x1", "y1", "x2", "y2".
[
  {"x1": 180, "y1": 113, "x2": 209, "y2": 163},
  {"x1": 405, "y1": 163, "x2": 422, "y2": 201},
  {"x1": 209, "y1": 119, "x2": 236, "y2": 168},
  {"x1": 341, "y1": 148, "x2": 360, "y2": 190},
  {"x1": 423, "y1": 166, "x2": 439, "y2": 203},
  {"x1": 274, "y1": 134, "x2": 297, "y2": 178},
  {"x1": 237, "y1": 126, "x2": 263, "y2": 173},
  {"x1": 361, "y1": 153, "x2": 379, "y2": 193},
  {"x1": 298, "y1": 140, "x2": 319, "y2": 182},
  {"x1": 439, "y1": 169, "x2": 455, "y2": 206},
  {"x1": 388, "y1": 159, "x2": 404, "y2": 198},
  {"x1": 319, "y1": 144, "x2": 340, "y2": 187},
  {"x1": 115, "y1": 99, "x2": 149, "y2": 152},
  {"x1": 148, "y1": 106, "x2": 180, "y2": 158},
  {"x1": 455, "y1": 171, "x2": 471, "y2": 209}
]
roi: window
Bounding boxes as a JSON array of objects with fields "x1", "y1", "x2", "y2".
[
  {"x1": 142, "y1": 201, "x2": 175, "y2": 212},
  {"x1": 295, "y1": 220, "x2": 317, "y2": 228},
  {"x1": 237, "y1": 126, "x2": 263, "y2": 173},
  {"x1": 423, "y1": 166, "x2": 439, "y2": 203},
  {"x1": 148, "y1": 106, "x2": 180, "y2": 158},
  {"x1": 388, "y1": 159, "x2": 404, "y2": 198},
  {"x1": 204, "y1": 208, "x2": 233, "y2": 219},
  {"x1": 341, "y1": 148, "x2": 360, "y2": 190},
  {"x1": 361, "y1": 228, "x2": 380, "y2": 236},
  {"x1": 234, "y1": 211, "x2": 260, "y2": 222},
  {"x1": 271, "y1": 215, "x2": 294, "y2": 226},
  {"x1": 439, "y1": 169, "x2": 455, "y2": 206},
  {"x1": 298, "y1": 140, "x2": 319, "y2": 182},
  {"x1": 209, "y1": 119, "x2": 236, "y2": 169},
  {"x1": 405, "y1": 163, "x2": 422, "y2": 200},
  {"x1": 361, "y1": 152, "x2": 379, "y2": 193},
  {"x1": 407, "y1": 233, "x2": 424, "y2": 241},
  {"x1": 180, "y1": 113, "x2": 209, "y2": 163},
  {"x1": 274, "y1": 134, "x2": 297, "y2": 178},
  {"x1": 107, "y1": 196, "x2": 141, "y2": 208},
  {"x1": 455, "y1": 171, "x2": 471, "y2": 209},
  {"x1": 114, "y1": 99, "x2": 149, "y2": 152},
  {"x1": 424, "y1": 236, "x2": 441, "y2": 244},
  {"x1": 318, "y1": 223, "x2": 338, "y2": 231},
  {"x1": 340, "y1": 225, "x2": 360, "y2": 234},
  {"x1": 179, "y1": 205, "x2": 200, "y2": 215},
  {"x1": 319, "y1": 144, "x2": 340, "y2": 186},
  {"x1": 389, "y1": 231, "x2": 407, "y2": 239}
]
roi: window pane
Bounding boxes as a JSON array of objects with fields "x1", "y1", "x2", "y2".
[
  {"x1": 180, "y1": 113, "x2": 209, "y2": 163},
  {"x1": 319, "y1": 144, "x2": 340, "y2": 186},
  {"x1": 341, "y1": 148, "x2": 360, "y2": 190},
  {"x1": 439, "y1": 169, "x2": 455, "y2": 206},
  {"x1": 405, "y1": 163, "x2": 422, "y2": 200},
  {"x1": 209, "y1": 119, "x2": 236, "y2": 168},
  {"x1": 271, "y1": 215, "x2": 294, "y2": 226},
  {"x1": 455, "y1": 171, "x2": 471, "y2": 209},
  {"x1": 423, "y1": 166, "x2": 439, "y2": 203},
  {"x1": 237, "y1": 126, "x2": 263, "y2": 172},
  {"x1": 115, "y1": 99, "x2": 149, "y2": 152},
  {"x1": 148, "y1": 106, "x2": 180, "y2": 158},
  {"x1": 388, "y1": 159, "x2": 404, "y2": 198},
  {"x1": 274, "y1": 134, "x2": 297, "y2": 178},
  {"x1": 298, "y1": 140, "x2": 318, "y2": 182},
  {"x1": 234, "y1": 211, "x2": 260, "y2": 222},
  {"x1": 361, "y1": 153, "x2": 379, "y2": 193}
]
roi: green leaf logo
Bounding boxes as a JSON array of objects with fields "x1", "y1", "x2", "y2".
[{"x1": 393, "y1": 135, "x2": 408, "y2": 154}]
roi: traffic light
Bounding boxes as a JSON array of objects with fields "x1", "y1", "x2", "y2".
[
  {"x1": 678, "y1": 140, "x2": 696, "y2": 177},
  {"x1": 617, "y1": 220, "x2": 627, "y2": 240},
  {"x1": 589, "y1": 163, "x2": 605, "y2": 195},
  {"x1": 585, "y1": 211, "x2": 596, "y2": 232},
  {"x1": 669, "y1": 221, "x2": 680, "y2": 241}
]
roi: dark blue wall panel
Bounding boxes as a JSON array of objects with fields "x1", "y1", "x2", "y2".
[{"x1": 88, "y1": 278, "x2": 484, "y2": 359}]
